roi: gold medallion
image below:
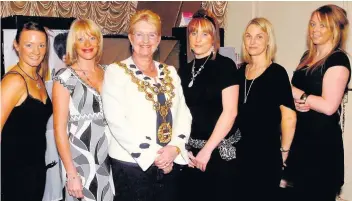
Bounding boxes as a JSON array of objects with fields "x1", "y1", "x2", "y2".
[{"x1": 158, "y1": 122, "x2": 172, "y2": 143}]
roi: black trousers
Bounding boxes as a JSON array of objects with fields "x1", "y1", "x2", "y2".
[{"x1": 110, "y1": 157, "x2": 183, "y2": 201}]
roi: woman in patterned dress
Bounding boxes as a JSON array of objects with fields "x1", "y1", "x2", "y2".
[{"x1": 52, "y1": 19, "x2": 114, "y2": 201}]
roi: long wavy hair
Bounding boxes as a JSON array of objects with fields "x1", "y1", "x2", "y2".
[{"x1": 297, "y1": 4, "x2": 349, "y2": 71}]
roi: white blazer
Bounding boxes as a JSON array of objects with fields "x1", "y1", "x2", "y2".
[{"x1": 102, "y1": 57, "x2": 192, "y2": 171}]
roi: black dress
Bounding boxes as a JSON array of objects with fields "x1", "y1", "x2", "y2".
[
  {"x1": 178, "y1": 53, "x2": 239, "y2": 201},
  {"x1": 235, "y1": 63, "x2": 295, "y2": 201},
  {"x1": 1, "y1": 72, "x2": 53, "y2": 201},
  {"x1": 285, "y1": 50, "x2": 351, "y2": 201}
]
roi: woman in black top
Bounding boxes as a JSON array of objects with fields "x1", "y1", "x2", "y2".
[
  {"x1": 178, "y1": 9, "x2": 240, "y2": 201},
  {"x1": 285, "y1": 5, "x2": 350, "y2": 201},
  {"x1": 235, "y1": 18, "x2": 296, "y2": 201},
  {"x1": 1, "y1": 21, "x2": 52, "y2": 201}
]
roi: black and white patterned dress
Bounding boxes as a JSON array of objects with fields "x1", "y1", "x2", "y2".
[{"x1": 53, "y1": 66, "x2": 114, "y2": 201}]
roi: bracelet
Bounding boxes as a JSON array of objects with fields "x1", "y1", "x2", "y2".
[
  {"x1": 175, "y1": 146, "x2": 181, "y2": 155},
  {"x1": 66, "y1": 172, "x2": 81, "y2": 182},
  {"x1": 300, "y1": 93, "x2": 309, "y2": 103},
  {"x1": 280, "y1": 147, "x2": 290, "y2": 153}
]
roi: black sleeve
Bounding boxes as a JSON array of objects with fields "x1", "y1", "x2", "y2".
[
  {"x1": 275, "y1": 65, "x2": 295, "y2": 110},
  {"x1": 324, "y1": 51, "x2": 351, "y2": 73},
  {"x1": 217, "y1": 56, "x2": 239, "y2": 90}
]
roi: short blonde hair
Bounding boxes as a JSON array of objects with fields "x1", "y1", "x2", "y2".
[
  {"x1": 187, "y1": 9, "x2": 220, "y2": 60},
  {"x1": 241, "y1": 17, "x2": 276, "y2": 64},
  {"x1": 66, "y1": 19, "x2": 103, "y2": 64},
  {"x1": 128, "y1": 10, "x2": 161, "y2": 35},
  {"x1": 298, "y1": 4, "x2": 349, "y2": 71}
]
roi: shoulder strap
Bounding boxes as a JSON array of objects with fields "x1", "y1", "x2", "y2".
[{"x1": 4, "y1": 71, "x2": 29, "y2": 95}]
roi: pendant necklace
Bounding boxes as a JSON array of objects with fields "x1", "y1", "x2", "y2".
[
  {"x1": 17, "y1": 63, "x2": 41, "y2": 89},
  {"x1": 75, "y1": 63, "x2": 103, "y2": 93},
  {"x1": 188, "y1": 53, "x2": 211, "y2": 88},
  {"x1": 244, "y1": 65, "x2": 259, "y2": 104}
]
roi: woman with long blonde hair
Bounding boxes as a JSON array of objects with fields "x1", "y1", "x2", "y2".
[{"x1": 235, "y1": 17, "x2": 296, "y2": 200}]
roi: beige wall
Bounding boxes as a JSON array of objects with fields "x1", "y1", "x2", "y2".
[{"x1": 225, "y1": 1, "x2": 352, "y2": 200}]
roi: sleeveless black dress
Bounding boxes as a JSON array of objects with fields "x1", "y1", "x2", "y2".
[{"x1": 1, "y1": 72, "x2": 53, "y2": 201}]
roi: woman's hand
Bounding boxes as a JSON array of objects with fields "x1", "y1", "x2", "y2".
[
  {"x1": 294, "y1": 99, "x2": 310, "y2": 112},
  {"x1": 195, "y1": 148, "x2": 212, "y2": 172},
  {"x1": 282, "y1": 152, "x2": 289, "y2": 169},
  {"x1": 188, "y1": 151, "x2": 196, "y2": 168},
  {"x1": 155, "y1": 145, "x2": 179, "y2": 169},
  {"x1": 66, "y1": 173, "x2": 84, "y2": 198},
  {"x1": 161, "y1": 162, "x2": 174, "y2": 174}
]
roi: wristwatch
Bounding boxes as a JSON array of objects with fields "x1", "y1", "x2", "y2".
[{"x1": 300, "y1": 93, "x2": 309, "y2": 103}]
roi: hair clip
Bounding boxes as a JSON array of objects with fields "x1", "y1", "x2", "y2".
[{"x1": 193, "y1": 12, "x2": 216, "y2": 27}]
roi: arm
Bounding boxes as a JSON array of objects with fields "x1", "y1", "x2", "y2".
[
  {"x1": 102, "y1": 65, "x2": 158, "y2": 171},
  {"x1": 0, "y1": 74, "x2": 26, "y2": 136},
  {"x1": 280, "y1": 105, "x2": 296, "y2": 164},
  {"x1": 52, "y1": 80, "x2": 83, "y2": 198},
  {"x1": 196, "y1": 85, "x2": 239, "y2": 171},
  {"x1": 304, "y1": 67, "x2": 349, "y2": 115}
]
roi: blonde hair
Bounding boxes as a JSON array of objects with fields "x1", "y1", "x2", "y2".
[
  {"x1": 187, "y1": 9, "x2": 220, "y2": 60},
  {"x1": 298, "y1": 4, "x2": 349, "y2": 71},
  {"x1": 241, "y1": 17, "x2": 276, "y2": 65},
  {"x1": 66, "y1": 19, "x2": 103, "y2": 65},
  {"x1": 128, "y1": 10, "x2": 161, "y2": 35}
]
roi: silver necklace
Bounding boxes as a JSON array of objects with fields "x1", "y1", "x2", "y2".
[
  {"x1": 188, "y1": 54, "x2": 211, "y2": 88},
  {"x1": 244, "y1": 78, "x2": 256, "y2": 104},
  {"x1": 17, "y1": 63, "x2": 41, "y2": 89},
  {"x1": 244, "y1": 66, "x2": 258, "y2": 104},
  {"x1": 76, "y1": 64, "x2": 100, "y2": 91},
  {"x1": 244, "y1": 62, "x2": 271, "y2": 103}
]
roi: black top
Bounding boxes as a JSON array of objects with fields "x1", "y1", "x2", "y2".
[
  {"x1": 179, "y1": 53, "x2": 239, "y2": 140},
  {"x1": 1, "y1": 73, "x2": 53, "y2": 169},
  {"x1": 237, "y1": 63, "x2": 295, "y2": 146},
  {"x1": 287, "y1": 50, "x2": 351, "y2": 188}
]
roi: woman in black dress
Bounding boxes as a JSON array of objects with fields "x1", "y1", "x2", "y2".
[
  {"x1": 179, "y1": 9, "x2": 240, "y2": 201},
  {"x1": 286, "y1": 5, "x2": 350, "y2": 201},
  {"x1": 235, "y1": 17, "x2": 296, "y2": 201},
  {"x1": 1, "y1": 21, "x2": 52, "y2": 201}
]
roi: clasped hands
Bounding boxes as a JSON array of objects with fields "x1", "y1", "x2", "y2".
[
  {"x1": 154, "y1": 145, "x2": 179, "y2": 174},
  {"x1": 294, "y1": 98, "x2": 310, "y2": 112},
  {"x1": 187, "y1": 148, "x2": 212, "y2": 172}
]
